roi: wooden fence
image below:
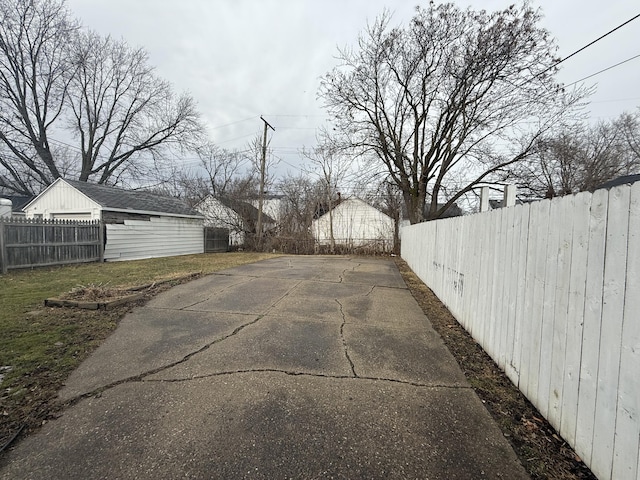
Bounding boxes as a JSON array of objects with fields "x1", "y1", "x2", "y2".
[
  {"x1": 204, "y1": 227, "x2": 229, "y2": 253},
  {"x1": 401, "y1": 182, "x2": 639, "y2": 480},
  {"x1": 0, "y1": 217, "x2": 103, "y2": 274}
]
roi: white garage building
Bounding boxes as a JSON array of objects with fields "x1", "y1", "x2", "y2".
[{"x1": 23, "y1": 178, "x2": 204, "y2": 262}]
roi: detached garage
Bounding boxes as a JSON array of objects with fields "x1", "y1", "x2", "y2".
[{"x1": 24, "y1": 178, "x2": 204, "y2": 262}]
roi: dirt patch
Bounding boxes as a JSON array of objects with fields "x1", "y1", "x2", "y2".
[{"x1": 394, "y1": 258, "x2": 595, "y2": 480}]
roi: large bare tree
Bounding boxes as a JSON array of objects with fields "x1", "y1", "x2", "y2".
[
  {"x1": 319, "y1": 3, "x2": 584, "y2": 223},
  {"x1": 0, "y1": 0, "x2": 203, "y2": 195},
  {"x1": 0, "y1": 0, "x2": 78, "y2": 194},
  {"x1": 66, "y1": 31, "x2": 202, "y2": 185}
]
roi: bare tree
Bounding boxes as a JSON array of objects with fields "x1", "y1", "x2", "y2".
[
  {"x1": 364, "y1": 178, "x2": 404, "y2": 253},
  {"x1": 0, "y1": 0, "x2": 79, "y2": 194},
  {"x1": 66, "y1": 31, "x2": 203, "y2": 185},
  {"x1": 0, "y1": 2, "x2": 204, "y2": 194},
  {"x1": 509, "y1": 113, "x2": 640, "y2": 198},
  {"x1": 319, "y1": 3, "x2": 585, "y2": 223},
  {"x1": 620, "y1": 109, "x2": 640, "y2": 159},
  {"x1": 195, "y1": 143, "x2": 247, "y2": 197},
  {"x1": 302, "y1": 142, "x2": 353, "y2": 252}
]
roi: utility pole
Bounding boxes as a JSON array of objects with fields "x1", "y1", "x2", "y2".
[{"x1": 257, "y1": 116, "x2": 274, "y2": 249}]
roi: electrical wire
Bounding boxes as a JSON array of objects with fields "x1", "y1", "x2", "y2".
[
  {"x1": 528, "y1": 12, "x2": 640, "y2": 84},
  {"x1": 563, "y1": 53, "x2": 640, "y2": 89}
]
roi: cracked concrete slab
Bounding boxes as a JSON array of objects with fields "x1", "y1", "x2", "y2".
[
  {"x1": 145, "y1": 274, "x2": 251, "y2": 310},
  {"x1": 59, "y1": 310, "x2": 258, "y2": 401},
  {"x1": 1, "y1": 374, "x2": 528, "y2": 480},
  {"x1": 341, "y1": 285, "x2": 428, "y2": 327},
  {"x1": 1, "y1": 255, "x2": 530, "y2": 479},
  {"x1": 182, "y1": 276, "x2": 299, "y2": 314},
  {"x1": 148, "y1": 316, "x2": 353, "y2": 381},
  {"x1": 343, "y1": 324, "x2": 468, "y2": 386},
  {"x1": 342, "y1": 260, "x2": 408, "y2": 289},
  {"x1": 268, "y1": 280, "x2": 372, "y2": 322}
]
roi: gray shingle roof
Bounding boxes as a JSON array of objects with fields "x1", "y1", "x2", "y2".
[
  {"x1": 217, "y1": 196, "x2": 276, "y2": 224},
  {"x1": 596, "y1": 174, "x2": 640, "y2": 190},
  {"x1": 65, "y1": 179, "x2": 201, "y2": 217}
]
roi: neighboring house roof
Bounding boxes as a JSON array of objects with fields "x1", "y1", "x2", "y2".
[
  {"x1": 596, "y1": 174, "x2": 640, "y2": 190},
  {"x1": 206, "y1": 196, "x2": 276, "y2": 224},
  {"x1": 0, "y1": 195, "x2": 35, "y2": 213},
  {"x1": 25, "y1": 178, "x2": 202, "y2": 217},
  {"x1": 423, "y1": 202, "x2": 463, "y2": 219}
]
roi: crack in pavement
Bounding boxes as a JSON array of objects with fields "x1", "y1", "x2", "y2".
[
  {"x1": 179, "y1": 277, "x2": 252, "y2": 310},
  {"x1": 62, "y1": 279, "x2": 305, "y2": 407},
  {"x1": 142, "y1": 368, "x2": 471, "y2": 390},
  {"x1": 335, "y1": 298, "x2": 357, "y2": 377},
  {"x1": 338, "y1": 260, "x2": 361, "y2": 283},
  {"x1": 61, "y1": 314, "x2": 265, "y2": 408}
]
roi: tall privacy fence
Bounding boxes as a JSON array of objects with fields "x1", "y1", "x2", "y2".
[
  {"x1": 0, "y1": 217, "x2": 103, "y2": 274},
  {"x1": 401, "y1": 183, "x2": 639, "y2": 480}
]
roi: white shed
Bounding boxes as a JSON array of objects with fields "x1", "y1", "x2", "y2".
[
  {"x1": 312, "y1": 198, "x2": 395, "y2": 252},
  {"x1": 24, "y1": 178, "x2": 204, "y2": 262}
]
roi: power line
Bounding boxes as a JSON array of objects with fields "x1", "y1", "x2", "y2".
[
  {"x1": 556, "y1": 13, "x2": 640, "y2": 68},
  {"x1": 522, "y1": 12, "x2": 640, "y2": 86},
  {"x1": 209, "y1": 116, "x2": 258, "y2": 130},
  {"x1": 564, "y1": 53, "x2": 640, "y2": 89}
]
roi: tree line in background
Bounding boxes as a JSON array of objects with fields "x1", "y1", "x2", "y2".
[{"x1": 1, "y1": 0, "x2": 638, "y2": 241}]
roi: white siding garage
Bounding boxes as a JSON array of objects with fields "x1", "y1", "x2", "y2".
[
  {"x1": 24, "y1": 178, "x2": 204, "y2": 262},
  {"x1": 104, "y1": 216, "x2": 203, "y2": 261},
  {"x1": 312, "y1": 198, "x2": 395, "y2": 251}
]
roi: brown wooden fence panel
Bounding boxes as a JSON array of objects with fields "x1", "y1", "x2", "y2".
[{"x1": 0, "y1": 218, "x2": 103, "y2": 274}]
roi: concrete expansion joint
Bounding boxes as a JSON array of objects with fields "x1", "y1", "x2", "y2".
[
  {"x1": 334, "y1": 298, "x2": 358, "y2": 378},
  {"x1": 264, "y1": 280, "x2": 303, "y2": 313}
]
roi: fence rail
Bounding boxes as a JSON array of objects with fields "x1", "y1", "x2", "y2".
[
  {"x1": 0, "y1": 217, "x2": 103, "y2": 274},
  {"x1": 401, "y1": 182, "x2": 640, "y2": 480}
]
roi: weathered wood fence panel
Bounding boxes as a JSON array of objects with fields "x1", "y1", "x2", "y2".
[
  {"x1": 204, "y1": 227, "x2": 230, "y2": 253},
  {"x1": 401, "y1": 182, "x2": 640, "y2": 480},
  {"x1": 0, "y1": 218, "x2": 103, "y2": 274}
]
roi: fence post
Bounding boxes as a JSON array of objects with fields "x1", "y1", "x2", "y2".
[
  {"x1": 98, "y1": 221, "x2": 105, "y2": 263},
  {"x1": 504, "y1": 184, "x2": 517, "y2": 207},
  {"x1": 0, "y1": 220, "x2": 6, "y2": 274},
  {"x1": 480, "y1": 187, "x2": 490, "y2": 212}
]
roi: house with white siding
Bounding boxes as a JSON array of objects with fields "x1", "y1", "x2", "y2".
[
  {"x1": 195, "y1": 195, "x2": 275, "y2": 247},
  {"x1": 312, "y1": 198, "x2": 395, "y2": 252},
  {"x1": 23, "y1": 178, "x2": 204, "y2": 261}
]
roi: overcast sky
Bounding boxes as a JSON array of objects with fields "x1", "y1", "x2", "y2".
[{"x1": 66, "y1": 0, "x2": 640, "y2": 180}]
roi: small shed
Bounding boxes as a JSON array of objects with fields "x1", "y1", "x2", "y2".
[
  {"x1": 23, "y1": 178, "x2": 204, "y2": 262},
  {"x1": 312, "y1": 198, "x2": 395, "y2": 252}
]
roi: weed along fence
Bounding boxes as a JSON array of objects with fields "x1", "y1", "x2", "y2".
[
  {"x1": 401, "y1": 182, "x2": 639, "y2": 480},
  {"x1": 0, "y1": 217, "x2": 103, "y2": 274}
]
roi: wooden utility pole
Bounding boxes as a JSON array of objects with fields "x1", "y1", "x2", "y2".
[{"x1": 257, "y1": 116, "x2": 274, "y2": 249}]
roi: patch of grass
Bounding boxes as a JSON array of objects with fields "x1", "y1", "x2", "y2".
[{"x1": 0, "y1": 252, "x2": 277, "y2": 447}]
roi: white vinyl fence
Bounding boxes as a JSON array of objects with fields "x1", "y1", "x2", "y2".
[{"x1": 401, "y1": 183, "x2": 640, "y2": 480}]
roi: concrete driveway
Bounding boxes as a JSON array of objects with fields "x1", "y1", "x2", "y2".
[{"x1": 0, "y1": 256, "x2": 528, "y2": 479}]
